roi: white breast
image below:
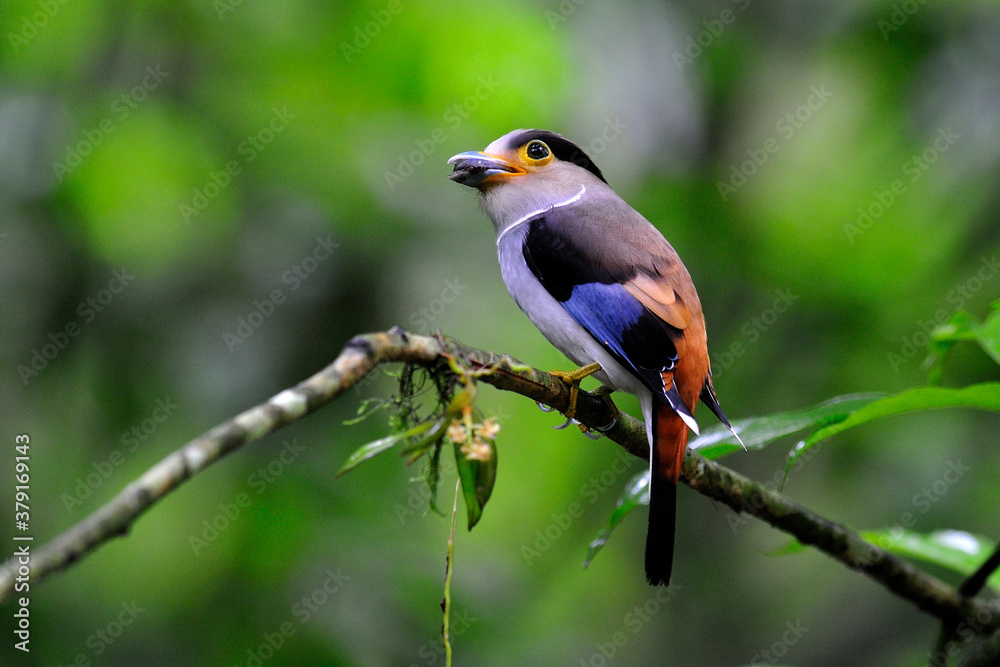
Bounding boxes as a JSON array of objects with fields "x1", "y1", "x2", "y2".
[{"x1": 496, "y1": 226, "x2": 648, "y2": 395}]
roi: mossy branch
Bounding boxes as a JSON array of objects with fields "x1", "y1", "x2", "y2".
[{"x1": 1, "y1": 328, "x2": 997, "y2": 647}]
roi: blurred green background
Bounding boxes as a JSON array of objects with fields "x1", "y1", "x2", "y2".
[{"x1": 2, "y1": 0, "x2": 1000, "y2": 665}]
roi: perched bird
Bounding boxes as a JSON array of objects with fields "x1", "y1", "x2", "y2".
[{"x1": 447, "y1": 129, "x2": 740, "y2": 586}]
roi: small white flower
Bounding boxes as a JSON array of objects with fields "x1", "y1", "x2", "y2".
[
  {"x1": 461, "y1": 437, "x2": 492, "y2": 462},
  {"x1": 477, "y1": 417, "x2": 500, "y2": 440},
  {"x1": 447, "y1": 421, "x2": 467, "y2": 444}
]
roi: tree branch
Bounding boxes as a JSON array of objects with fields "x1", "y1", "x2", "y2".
[
  {"x1": 961, "y1": 543, "x2": 1000, "y2": 598},
  {"x1": 0, "y1": 329, "x2": 439, "y2": 602},
  {"x1": 682, "y1": 457, "x2": 997, "y2": 629},
  {"x1": 931, "y1": 542, "x2": 1000, "y2": 662},
  {"x1": 1, "y1": 329, "x2": 997, "y2": 639}
]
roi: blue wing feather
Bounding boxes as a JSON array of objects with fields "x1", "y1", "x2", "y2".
[
  {"x1": 563, "y1": 280, "x2": 676, "y2": 366},
  {"x1": 521, "y1": 210, "x2": 688, "y2": 416},
  {"x1": 562, "y1": 282, "x2": 644, "y2": 362}
]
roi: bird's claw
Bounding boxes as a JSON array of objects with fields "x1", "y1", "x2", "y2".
[
  {"x1": 536, "y1": 402, "x2": 555, "y2": 413},
  {"x1": 552, "y1": 413, "x2": 615, "y2": 439},
  {"x1": 575, "y1": 411, "x2": 617, "y2": 439},
  {"x1": 595, "y1": 415, "x2": 618, "y2": 432},
  {"x1": 553, "y1": 416, "x2": 576, "y2": 430}
]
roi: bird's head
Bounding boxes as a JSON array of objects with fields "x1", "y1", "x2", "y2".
[{"x1": 447, "y1": 129, "x2": 608, "y2": 232}]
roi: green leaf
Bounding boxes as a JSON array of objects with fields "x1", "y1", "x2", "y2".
[
  {"x1": 425, "y1": 439, "x2": 445, "y2": 517},
  {"x1": 690, "y1": 393, "x2": 885, "y2": 460},
  {"x1": 786, "y1": 383, "x2": 1000, "y2": 473},
  {"x1": 929, "y1": 301, "x2": 1000, "y2": 376},
  {"x1": 972, "y1": 304, "x2": 1000, "y2": 364},
  {"x1": 770, "y1": 539, "x2": 809, "y2": 556},
  {"x1": 453, "y1": 438, "x2": 497, "y2": 531},
  {"x1": 401, "y1": 417, "x2": 449, "y2": 460},
  {"x1": 587, "y1": 393, "x2": 886, "y2": 563},
  {"x1": 342, "y1": 397, "x2": 387, "y2": 426},
  {"x1": 584, "y1": 470, "x2": 649, "y2": 567},
  {"x1": 476, "y1": 441, "x2": 498, "y2": 515},
  {"x1": 336, "y1": 419, "x2": 436, "y2": 476},
  {"x1": 585, "y1": 386, "x2": 999, "y2": 563},
  {"x1": 861, "y1": 529, "x2": 1000, "y2": 592}
]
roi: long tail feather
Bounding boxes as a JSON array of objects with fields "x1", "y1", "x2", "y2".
[{"x1": 645, "y1": 402, "x2": 689, "y2": 586}]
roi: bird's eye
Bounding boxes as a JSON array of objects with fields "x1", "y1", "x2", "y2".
[{"x1": 526, "y1": 141, "x2": 550, "y2": 161}]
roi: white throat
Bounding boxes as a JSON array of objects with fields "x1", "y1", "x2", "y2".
[{"x1": 495, "y1": 185, "x2": 587, "y2": 247}]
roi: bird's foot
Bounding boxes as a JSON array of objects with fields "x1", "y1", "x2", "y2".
[
  {"x1": 553, "y1": 416, "x2": 577, "y2": 430},
  {"x1": 549, "y1": 362, "x2": 602, "y2": 422},
  {"x1": 591, "y1": 386, "x2": 620, "y2": 432},
  {"x1": 569, "y1": 387, "x2": 619, "y2": 439},
  {"x1": 547, "y1": 364, "x2": 617, "y2": 438}
]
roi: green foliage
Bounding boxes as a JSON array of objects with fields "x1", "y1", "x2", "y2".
[
  {"x1": 689, "y1": 393, "x2": 886, "y2": 460},
  {"x1": 862, "y1": 529, "x2": 1000, "y2": 593},
  {"x1": 6, "y1": 1, "x2": 1000, "y2": 663},
  {"x1": 584, "y1": 392, "x2": 887, "y2": 565},
  {"x1": 338, "y1": 363, "x2": 498, "y2": 529},
  {"x1": 452, "y1": 430, "x2": 496, "y2": 531},
  {"x1": 584, "y1": 469, "x2": 648, "y2": 568},
  {"x1": 335, "y1": 419, "x2": 439, "y2": 476},
  {"x1": 929, "y1": 299, "x2": 1000, "y2": 381},
  {"x1": 589, "y1": 303, "x2": 1000, "y2": 571},
  {"x1": 785, "y1": 383, "x2": 1000, "y2": 473}
]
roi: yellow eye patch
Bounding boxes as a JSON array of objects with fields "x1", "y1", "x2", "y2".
[{"x1": 518, "y1": 140, "x2": 553, "y2": 166}]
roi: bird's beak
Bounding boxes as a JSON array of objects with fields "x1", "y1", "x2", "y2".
[{"x1": 447, "y1": 151, "x2": 525, "y2": 187}]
